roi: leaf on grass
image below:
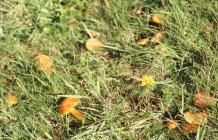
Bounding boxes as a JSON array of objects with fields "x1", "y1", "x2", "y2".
[
  {"x1": 151, "y1": 32, "x2": 164, "y2": 43},
  {"x1": 137, "y1": 38, "x2": 150, "y2": 46},
  {"x1": 4, "y1": 94, "x2": 18, "y2": 105},
  {"x1": 183, "y1": 123, "x2": 199, "y2": 134},
  {"x1": 86, "y1": 38, "x2": 104, "y2": 52},
  {"x1": 71, "y1": 109, "x2": 85, "y2": 122},
  {"x1": 194, "y1": 92, "x2": 216, "y2": 109},
  {"x1": 183, "y1": 112, "x2": 208, "y2": 125},
  {"x1": 59, "y1": 97, "x2": 79, "y2": 115},
  {"x1": 167, "y1": 120, "x2": 177, "y2": 129},
  {"x1": 35, "y1": 54, "x2": 54, "y2": 74},
  {"x1": 150, "y1": 15, "x2": 165, "y2": 25}
]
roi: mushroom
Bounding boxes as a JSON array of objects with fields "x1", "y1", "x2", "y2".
[{"x1": 59, "y1": 97, "x2": 85, "y2": 122}]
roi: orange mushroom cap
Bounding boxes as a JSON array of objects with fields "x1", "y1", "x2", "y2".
[
  {"x1": 58, "y1": 97, "x2": 79, "y2": 115},
  {"x1": 167, "y1": 120, "x2": 177, "y2": 129},
  {"x1": 183, "y1": 123, "x2": 199, "y2": 134}
]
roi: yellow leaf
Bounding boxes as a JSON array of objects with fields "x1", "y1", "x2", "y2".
[
  {"x1": 86, "y1": 38, "x2": 104, "y2": 52},
  {"x1": 194, "y1": 92, "x2": 216, "y2": 109},
  {"x1": 167, "y1": 120, "x2": 177, "y2": 129},
  {"x1": 183, "y1": 112, "x2": 208, "y2": 125},
  {"x1": 35, "y1": 54, "x2": 54, "y2": 74},
  {"x1": 4, "y1": 94, "x2": 18, "y2": 105},
  {"x1": 151, "y1": 32, "x2": 164, "y2": 43},
  {"x1": 71, "y1": 109, "x2": 85, "y2": 122},
  {"x1": 150, "y1": 15, "x2": 165, "y2": 25},
  {"x1": 137, "y1": 38, "x2": 150, "y2": 46}
]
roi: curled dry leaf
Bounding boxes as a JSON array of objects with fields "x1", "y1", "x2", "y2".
[
  {"x1": 183, "y1": 123, "x2": 199, "y2": 134},
  {"x1": 151, "y1": 32, "x2": 164, "y2": 43},
  {"x1": 4, "y1": 94, "x2": 18, "y2": 105},
  {"x1": 86, "y1": 38, "x2": 104, "y2": 52},
  {"x1": 35, "y1": 54, "x2": 54, "y2": 74},
  {"x1": 137, "y1": 38, "x2": 150, "y2": 46},
  {"x1": 183, "y1": 112, "x2": 208, "y2": 125},
  {"x1": 167, "y1": 120, "x2": 177, "y2": 129},
  {"x1": 150, "y1": 15, "x2": 165, "y2": 25},
  {"x1": 194, "y1": 92, "x2": 216, "y2": 109}
]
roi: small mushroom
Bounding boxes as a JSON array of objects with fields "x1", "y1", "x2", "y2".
[
  {"x1": 167, "y1": 120, "x2": 177, "y2": 129},
  {"x1": 59, "y1": 97, "x2": 85, "y2": 122}
]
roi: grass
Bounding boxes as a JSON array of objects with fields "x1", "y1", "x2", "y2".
[{"x1": 0, "y1": 0, "x2": 218, "y2": 139}]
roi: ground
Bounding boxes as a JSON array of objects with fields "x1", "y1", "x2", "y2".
[{"x1": 0, "y1": 0, "x2": 218, "y2": 139}]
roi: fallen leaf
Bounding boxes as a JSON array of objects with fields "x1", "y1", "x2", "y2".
[
  {"x1": 183, "y1": 123, "x2": 199, "y2": 134},
  {"x1": 86, "y1": 38, "x2": 104, "y2": 52},
  {"x1": 167, "y1": 120, "x2": 177, "y2": 129},
  {"x1": 150, "y1": 15, "x2": 165, "y2": 25},
  {"x1": 59, "y1": 97, "x2": 79, "y2": 115},
  {"x1": 4, "y1": 94, "x2": 18, "y2": 105},
  {"x1": 71, "y1": 109, "x2": 85, "y2": 122},
  {"x1": 35, "y1": 54, "x2": 54, "y2": 74},
  {"x1": 137, "y1": 38, "x2": 150, "y2": 46},
  {"x1": 194, "y1": 92, "x2": 216, "y2": 109},
  {"x1": 151, "y1": 32, "x2": 164, "y2": 43},
  {"x1": 183, "y1": 112, "x2": 208, "y2": 125}
]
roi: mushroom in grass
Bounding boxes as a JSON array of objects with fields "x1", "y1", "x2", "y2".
[
  {"x1": 167, "y1": 120, "x2": 177, "y2": 129},
  {"x1": 59, "y1": 97, "x2": 85, "y2": 122}
]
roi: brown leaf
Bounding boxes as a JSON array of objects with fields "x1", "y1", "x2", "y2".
[
  {"x1": 151, "y1": 32, "x2": 164, "y2": 43},
  {"x1": 4, "y1": 94, "x2": 18, "y2": 105},
  {"x1": 35, "y1": 54, "x2": 54, "y2": 74},
  {"x1": 183, "y1": 112, "x2": 208, "y2": 125},
  {"x1": 137, "y1": 38, "x2": 150, "y2": 46},
  {"x1": 183, "y1": 123, "x2": 199, "y2": 134},
  {"x1": 86, "y1": 38, "x2": 104, "y2": 52},
  {"x1": 167, "y1": 120, "x2": 177, "y2": 129},
  {"x1": 194, "y1": 92, "x2": 216, "y2": 109}
]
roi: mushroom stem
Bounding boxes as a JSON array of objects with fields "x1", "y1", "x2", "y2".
[{"x1": 71, "y1": 109, "x2": 85, "y2": 122}]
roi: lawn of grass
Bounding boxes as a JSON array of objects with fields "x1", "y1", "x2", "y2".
[{"x1": 0, "y1": 0, "x2": 218, "y2": 139}]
